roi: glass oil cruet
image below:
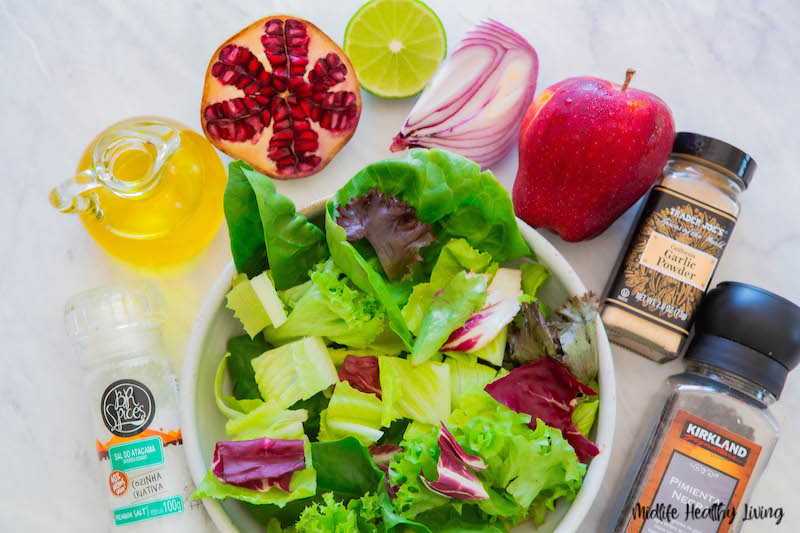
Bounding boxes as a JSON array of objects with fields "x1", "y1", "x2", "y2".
[{"x1": 49, "y1": 117, "x2": 226, "y2": 266}]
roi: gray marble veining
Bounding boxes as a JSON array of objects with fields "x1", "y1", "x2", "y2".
[{"x1": 1, "y1": 0, "x2": 798, "y2": 531}]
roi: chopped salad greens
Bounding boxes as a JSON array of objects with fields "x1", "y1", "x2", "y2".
[{"x1": 195, "y1": 149, "x2": 602, "y2": 532}]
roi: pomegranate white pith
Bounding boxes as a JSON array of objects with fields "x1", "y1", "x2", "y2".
[{"x1": 201, "y1": 16, "x2": 362, "y2": 179}]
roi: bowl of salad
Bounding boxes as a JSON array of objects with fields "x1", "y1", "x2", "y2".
[{"x1": 181, "y1": 149, "x2": 615, "y2": 533}]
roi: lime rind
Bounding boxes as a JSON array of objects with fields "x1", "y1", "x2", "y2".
[{"x1": 344, "y1": 0, "x2": 446, "y2": 99}]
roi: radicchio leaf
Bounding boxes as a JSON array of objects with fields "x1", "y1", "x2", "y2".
[
  {"x1": 336, "y1": 189, "x2": 436, "y2": 280},
  {"x1": 212, "y1": 437, "x2": 306, "y2": 492},
  {"x1": 369, "y1": 443, "x2": 403, "y2": 498},
  {"x1": 338, "y1": 355, "x2": 382, "y2": 399},
  {"x1": 419, "y1": 423, "x2": 489, "y2": 501},
  {"x1": 369, "y1": 443, "x2": 403, "y2": 474},
  {"x1": 484, "y1": 358, "x2": 599, "y2": 463}
]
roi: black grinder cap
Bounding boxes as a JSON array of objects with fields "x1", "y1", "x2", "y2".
[
  {"x1": 686, "y1": 282, "x2": 800, "y2": 399},
  {"x1": 673, "y1": 132, "x2": 757, "y2": 188}
]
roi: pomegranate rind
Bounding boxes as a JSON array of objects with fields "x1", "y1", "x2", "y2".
[{"x1": 201, "y1": 15, "x2": 362, "y2": 180}]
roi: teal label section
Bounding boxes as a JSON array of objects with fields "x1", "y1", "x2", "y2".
[
  {"x1": 113, "y1": 495, "x2": 184, "y2": 525},
  {"x1": 109, "y1": 436, "x2": 164, "y2": 472}
]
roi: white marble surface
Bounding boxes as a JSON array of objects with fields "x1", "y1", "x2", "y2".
[{"x1": 2, "y1": 0, "x2": 799, "y2": 530}]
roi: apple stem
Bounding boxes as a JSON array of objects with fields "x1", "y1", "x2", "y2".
[{"x1": 622, "y1": 68, "x2": 636, "y2": 91}]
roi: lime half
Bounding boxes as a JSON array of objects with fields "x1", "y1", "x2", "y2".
[{"x1": 344, "y1": 0, "x2": 446, "y2": 98}]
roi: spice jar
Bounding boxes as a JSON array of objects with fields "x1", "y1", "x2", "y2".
[
  {"x1": 65, "y1": 282, "x2": 208, "y2": 530},
  {"x1": 602, "y1": 133, "x2": 756, "y2": 362},
  {"x1": 613, "y1": 282, "x2": 800, "y2": 533}
]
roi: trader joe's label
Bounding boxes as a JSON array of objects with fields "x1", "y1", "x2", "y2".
[{"x1": 605, "y1": 186, "x2": 736, "y2": 337}]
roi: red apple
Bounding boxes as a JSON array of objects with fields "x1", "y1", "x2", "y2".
[{"x1": 512, "y1": 70, "x2": 675, "y2": 242}]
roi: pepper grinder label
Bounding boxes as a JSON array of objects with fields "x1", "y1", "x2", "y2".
[
  {"x1": 624, "y1": 409, "x2": 761, "y2": 533},
  {"x1": 605, "y1": 186, "x2": 737, "y2": 337}
]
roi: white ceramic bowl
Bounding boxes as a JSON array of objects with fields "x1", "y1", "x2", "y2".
[{"x1": 181, "y1": 198, "x2": 616, "y2": 533}]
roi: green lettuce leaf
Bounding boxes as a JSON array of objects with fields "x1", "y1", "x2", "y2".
[
  {"x1": 296, "y1": 492, "x2": 383, "y2": 533},
  {"x1": 429, "y1": 238, "x2": 498, "y2": 286},
  {"x1": 318, "y1": 381, "x2": 384, "y2": 446},
  {"x1": 264, "y1": 259, "x2": 386, "y2": 348},
  {"x1": 332, "y1": 149, "x2": 530, "y2": 264},
  {"x1": 413, "y1": 505, "x2": 507, "y2": 533},
  {"x1": 388, "y1": 427, "x2": 448, "y2": 518},
  {"x1": 389, "y1": 393, "x2": 586, "y2": 524},
  {"x1": 520, "y1": 263, "x2": 550, "y2": 300},
  {"x1": 411, "y1": 271, "x2": 488, "y2": 366},
  {"x1": 251, "y1": 336, "x2": 338, "y2": 408},
  {"x1": 402, "y1": 239, "x2": 494, "y2": 340},
  {"x1": 448, "y1": 393, "x2": 586, "y2": 512},
  {"x1": 379, "y1": 357, "x2": 451, "y2": 427},
  {"x1": 224, "y1": 160, "x2": 328, "y2": 288},
  {"x1": 226, "y1": 334, "x2": 271, "y2": 400},
  {"x1": 325, "y1": 205, "x2": 413, "y2": 350},
  {"x1": 572, "y1": 381, "x2": 600, "y2": 437}
]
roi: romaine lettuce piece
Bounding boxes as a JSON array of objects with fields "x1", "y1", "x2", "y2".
[
  {"x1": 411, "y1": 271, "x2": 488, "y2": 366},
  {"x1": 318, "y1": 381, "x2": 384, "y2": 446},
  {"x1": 468, "y1": 326, "x2": 507, "y2": 367},
  {"x1": 379, "y1": 357, "x2": 450, "y2": 427},
  {"x1": 520, "y1": 262, "x2": 550, "y2": 301},
  {"x1": 251, "y1": 272, "x2": 288, "y2": 328},
  {"x1": 444, "y1": 354, "x2": 497, "y2": 409},
  {"x1": 404, "y1": 421, "x2": 436, "y2": 441},
  {"x1": 251, "y1": 337, "x2": 338, "y2": 408},
  {"x1": 226, "y1": 278, "x2": 271, "y2": 338},
  {"x1": 572, "y1": 384, "x2": 600, "y2": 438},
  {"x1": 264, "y1": 259, "x2": 386, "y2": 348},
  {"x1": 226, "y1": 400, "x2": 308, "y2": 441},
  {"x1": 214, "y1": 353, "x2": 263, "y2": 420},
  {"x1": 224, "y1": 161, "x2": 328, "y2": 288}
]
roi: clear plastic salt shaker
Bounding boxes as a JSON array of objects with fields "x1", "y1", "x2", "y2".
[{"x1": 65, "y1": 281, "x2": 208, "y2": 530}]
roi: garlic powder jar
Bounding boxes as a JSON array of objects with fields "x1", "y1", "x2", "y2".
[{"x1": 602, "y1": 133, "x2": 756, "y2": 362}]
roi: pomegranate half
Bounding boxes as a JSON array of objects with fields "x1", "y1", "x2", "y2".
[{"x1": 201, "y1": 16, "x2": 362, "y2": 179}]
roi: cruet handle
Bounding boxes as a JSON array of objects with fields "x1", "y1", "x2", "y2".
[{"x1": 48, "y1": 169, "x2": 102, "y2": 217}]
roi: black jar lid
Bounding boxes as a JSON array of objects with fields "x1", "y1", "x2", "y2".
[
  {"x1": 685, "y1": 282, "x2": 800, "y2": 398},
  {"x1": 673, "y1": 132, "x2": 757, "y2": 188}
]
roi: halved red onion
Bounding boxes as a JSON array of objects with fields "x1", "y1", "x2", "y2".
[{"x1": 391, "y1": 20, "x2": 538, "y2": 168}]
